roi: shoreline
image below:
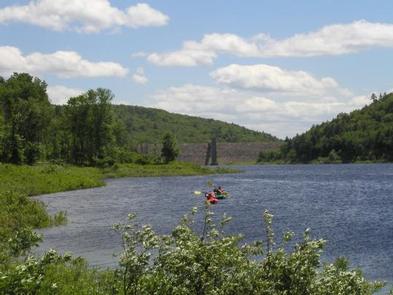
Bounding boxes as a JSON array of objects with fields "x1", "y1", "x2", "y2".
[{"x1": 0, "y1": 162, "x2": 238, "y2": 197}]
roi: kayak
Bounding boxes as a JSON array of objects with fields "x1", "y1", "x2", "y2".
[
  {"x1": 216, "y1": 193, "x2": 226, "y2": 199},
  {"x1": 207, "y1": 197, "x2": 218, "y2": 204},
  {"x1": 215, "y1": 192, "x2": 229, "y2": 199}
]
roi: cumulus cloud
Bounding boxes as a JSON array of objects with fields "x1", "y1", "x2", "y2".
[
  {"x1": 211, "y1": 64, "x2": 350, "y2": 97},
  {"x1": 47, "y1": 85, "x2": 84, "y2": 105},
  {"x1": 258, "y1": 20, "x2": 393, "y2": 57},
  {"x1": 147, "y1": 47, "x2": 217, "y2": 66},
  {"x1": 0, "y1": 46, "x2": 128, "y2": 78},
  {"x1": 132, "y1": 67, "x2": 148, "y2": 84},
  {"x1": 0, "y1": 1, "x2": 169, "y2": 33},
  {"x1": 152, "y1": 83, "x2": 369, "y2": 138},
  {"x1": 147, "y1": 20, "x2": 393, "y2": 66}
]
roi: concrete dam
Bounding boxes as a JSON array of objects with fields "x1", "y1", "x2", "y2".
[{"x1": 137, "y1": 142, "x2": 281, "y2": 165}]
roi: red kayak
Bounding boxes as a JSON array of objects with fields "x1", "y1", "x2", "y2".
[
  {"x1": 205, "y1": 192, "x2": 218, "y2": 204},
  {"x1": 207, "y1": 196, "x2": 218, "y2": 204}
]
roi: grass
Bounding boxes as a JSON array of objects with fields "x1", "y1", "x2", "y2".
[
  {"x1": 0, "y1": 164, "x2": 104, "y2": 196},
  {"x1": 0, "y1": 162, "x2": 237, "y2": 197}
]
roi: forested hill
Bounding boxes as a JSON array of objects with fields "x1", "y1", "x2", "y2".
[
  {"x1": 276, "y1": 92, "x2": 393, "y2": 163},
  {"x1": 112, "y1": 105, "x2": 278, "y2": 144}
]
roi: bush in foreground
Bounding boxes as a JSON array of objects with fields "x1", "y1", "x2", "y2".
[
  {"x1": 111, "y1": 207, "x2": 384, "y2": 295},
  {"x1": 0, "y1": 205, "x2": 386, "y2": 294}
]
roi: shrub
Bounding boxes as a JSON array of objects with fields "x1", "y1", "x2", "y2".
[
  {"x1": 0, "y1": 199, "x2": 386, "y2": 294},
  {"x1": 112, "y1": 206, "x2": 384, "y2": 295}
]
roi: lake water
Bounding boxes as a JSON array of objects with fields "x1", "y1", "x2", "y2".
[{"x1": 36, "y1": 164, "x2": 393, "y2": 285}]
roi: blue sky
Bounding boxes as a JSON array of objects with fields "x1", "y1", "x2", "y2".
[{"x1": 1, "y1": 0, "x2": 393, "y2": 138}]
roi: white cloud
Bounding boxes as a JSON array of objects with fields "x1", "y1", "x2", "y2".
[
  {"x1": 259, "y1": 20, "x2": 393, "y2": 57},
  {"x1": 210, "y1": 64, "x2": 349, "y2": 97},
  {"x1": 147, "y1": 48, "x2": 216, "y2": 66},
  {"x1": 47, "y1": 85, "x2": 84, "y2": 105},
  {"x1": 0, "y1": 1, "x2": 169, "y2": 33},
  {"x1": 152, "y1": 83, "x2": 369, "y2": 138},
  {"x1": 0, "y1": 46, "x2": 128, "y2": 78},
  {"x1": 147, "y1": 20, "x2": 393, "y2": 66},
  {"x1": 132, "y1": 67, "x2": 148, "y2": 84}
]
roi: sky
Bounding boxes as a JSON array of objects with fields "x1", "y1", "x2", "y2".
[{"x1": 1, "y1": 1, "x2": 393, "y2": 138}]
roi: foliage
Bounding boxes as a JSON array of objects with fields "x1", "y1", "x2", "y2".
[
  {"x1": 0, "y1": 250, "x2": 71, "y2": 294},
  {"x1": 0, "y1": 203, "x2": 387, "y2": 294},
  {"x1": 161, "y1": 132, "x2": 179, "y2": 163},
  {"x1": 0, "y1": 191, "x2": 62, "y2": 265},
  {"x1": 267, "y1": 92, "x2": 393, "y2": 163},
  {"x1": 257, "y1": 150, "x2": 283, "y2": 163},
  {"x1": 0, "y1": 73, "x2": 51, "y2": 165},
  {"x1": 112, "y1": 104, "x2": 278, "y2": 144},
  {"x1": 108, "y1": 207, "x2": 384, "y2": 295},
  {"x1": 64, "y1": 88, "x2": 115, "y2": 165}
]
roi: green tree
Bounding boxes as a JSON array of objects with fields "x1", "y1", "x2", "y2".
[
  {"x1": 161, "y1": 132, "x2": 179, "y2": 163},
  {"x1": 0, "y1": 73, "x2": 51, "y2": 164},
  {"x1": 277, "y1": 92, "x2": 393, "y2": 163},
  {"x1": 64, "y1": 88, "x2": 115, "y2": 165}
]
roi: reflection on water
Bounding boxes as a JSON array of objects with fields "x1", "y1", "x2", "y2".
[{"x1": 36, "y1": 164, "x2": 393, "y2": 284}]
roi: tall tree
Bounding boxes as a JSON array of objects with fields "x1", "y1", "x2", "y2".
[
  {"x1": 161, "y1": 132, "x2": 179, "y2": 163},
  {"x1": 64, "y1": 88, "x2": 114, "y2": 165},
  {"x1": 0, "y1": 73, "x2": 51, "y2": 164}
]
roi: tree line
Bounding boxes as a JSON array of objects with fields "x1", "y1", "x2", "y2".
[
  {"x1": 0, "y1": 73, "x2": 179, "y2": 166},
  {"x1": 259, "y1": 92, "x2": 393, "y2": 163}
]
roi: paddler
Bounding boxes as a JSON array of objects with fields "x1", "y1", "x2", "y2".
[{"x1": 214, "y1": 186, "x2": 225, "y2": 195}]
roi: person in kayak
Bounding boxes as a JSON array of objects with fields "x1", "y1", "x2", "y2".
[
  {"x1": 205, "y1": 191, "x2": 218, "y2": 204},
  {"x1": 214, "y1": 186, "x2": 225, "y2": 195}
]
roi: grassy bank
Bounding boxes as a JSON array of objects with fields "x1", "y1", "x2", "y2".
[
  {"x1": 0, "y1": 162, "x2": 236, "y2": 197},
  {"x1": 0, "y1": 164, "x2": 104, "y2": 196}
]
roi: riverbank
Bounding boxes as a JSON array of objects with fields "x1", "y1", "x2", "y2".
[
  {"x1": 0, "y1": 162, "x2": 237, "y2": 235},
  {"x1": 0, "y1": 162, "x2": 237, "y2": 197},
  {"x1": 0, "y1": 161, "x2": 235, "y2": 230},
  {"x1": 0, "y1": 161, "x2": 237, "y2": 279}
]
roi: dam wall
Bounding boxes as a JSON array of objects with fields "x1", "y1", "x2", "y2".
[{"x1": 137, "y1": 142, "x2": 281, "y2": 165}]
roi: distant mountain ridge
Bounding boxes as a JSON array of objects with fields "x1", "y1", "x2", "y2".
[
  {"x1": 277, "y1": 92, "x2": 393, "y2": 163},
  {"x1": 113, "y1": 105, "x2": 279, "y2": 144}
]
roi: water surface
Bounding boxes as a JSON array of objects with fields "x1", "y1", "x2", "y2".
[{"x1": 36, "y1": 164, "x2": 393, "y2": 284}]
